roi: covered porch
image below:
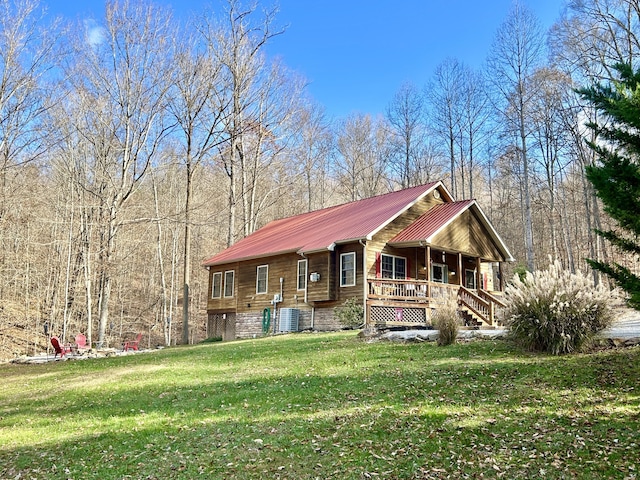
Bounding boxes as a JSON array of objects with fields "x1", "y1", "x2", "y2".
[
  {"x1": 365, "y1": 198, "x2": 514, "y2": 329},
  {"x1": 366, "y1": 248, "x2": 507, "y2": 328}
]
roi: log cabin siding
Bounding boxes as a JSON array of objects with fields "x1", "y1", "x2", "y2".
[
  {"x1": 206, "y1": 262, "x2": 239, "y2": 312},
  {"x1": 236, "y1": 253, "x2": 300, "y2": 314},
  {"x1": 306, "y1": 251, "x2": 333, "y2": 302},
  {"x1": 430, "y1": 210, "x2": 502, "y2": 261},
  {"x1": 468, "y1": 214, "x2": 503, "y2": 260},
  {"x1": 333, "y1": 243, "x2": 365, "y2": 305},
  {"x1": 367, "y1": 191, "x2": 444, "y2": 277},
  {"x1": 206, "y1": 246, "x2": 366, "y2": 315},
  {"x1": 429, "y1": 210, "x2": 471, "y2": 255}
]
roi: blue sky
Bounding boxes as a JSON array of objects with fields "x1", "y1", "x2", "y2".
[{"x1": 45, "y1": 0, "x2": 565, "y2": 119}]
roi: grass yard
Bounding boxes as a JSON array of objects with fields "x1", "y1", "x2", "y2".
[{"x1": 1, "y1": 331, "x2": 639, "y2": 479}]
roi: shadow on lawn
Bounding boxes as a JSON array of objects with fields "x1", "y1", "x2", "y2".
[{"x1": 1, "y1": 335, "x2": 639, "y2": 478}]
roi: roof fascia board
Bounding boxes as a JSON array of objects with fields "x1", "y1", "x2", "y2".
[
  {"x1": 468, "y1": 203, "x2": 516, "y2": 262},
  {"x1": 204, "y1": 248, "x2": 301, "y2": 267},
  {"x1": 301, "y1": 238, "x2": 367, "y2": 255},
  {"x1": 436, "y1": 182, "x2": 454, "y2": 202}
]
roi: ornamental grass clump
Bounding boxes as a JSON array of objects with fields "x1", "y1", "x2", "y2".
[
  {"x1": 504, "y1": 259, "x2": 615, "y2": 355},
  {"x1": 433, "y1": 296, "x2": 461, "y2": 346}
]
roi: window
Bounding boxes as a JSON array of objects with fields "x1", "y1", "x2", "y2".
[
  {"x1": 381, "y1": 254, "x2": 407, "y2": 279},
  {"x1": 297, "y1": 259, "x2": 307, "y2": 291},
  {"x1": 465, "y1": 269, "x2": 477, "y2": 289},
  {"x1": 211, "y1": 272, "x2": 222, "y2": 298},
  {"x1": 224, "y1": 270, "x2": 235, "y2": 297},
  {"x1": 431, "y1": 263, "x2": 448, "y2": 283},
  {"x1": 256, "y1": 265, "x2": 268, "y2": 294},
  {"x1": 340, "y1": 252, "x2": 356, "y2": 287}
]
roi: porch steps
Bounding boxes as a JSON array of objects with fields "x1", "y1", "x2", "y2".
[
  {"x1": 457, "y1": 287, "x2": 506, "y2": 328},
  {"x1": 459, "y1": 308, "x2": 483, "y2": 328}
]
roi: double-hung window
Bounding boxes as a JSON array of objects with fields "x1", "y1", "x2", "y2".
[
  {"x1": 256, "y1": 265, "x2": 268, "y2": 294},
  {"x1": 297, "y1": 259, "x2": 307, "y2": 291},
  {"x1": 381, "y1": 254, "x2": 406, "y2": 280},
  {"x1": 340, "y1": 252, "x2": 356, "y2": 287},
  {"x1": 211, "y1": 272, "x2": 222, "y2": 298},
  {"x1": 224, "y1": 270, "x2": 235, "y2": 297}
]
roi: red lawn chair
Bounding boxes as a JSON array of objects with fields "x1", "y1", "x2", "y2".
[
  {"x1": 123, "y1": 332, "x2": 142, "y2": 351},
  {"x1": 51, "y1": 336, "x2": 72, "y2": 358},
  {"x1": 75, "y1": 333, "x2": 90, "y2": 353}
]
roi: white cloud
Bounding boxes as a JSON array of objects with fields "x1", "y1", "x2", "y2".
[{"x1": 84, "y1": 19, "x2": 106, "y2": 47}]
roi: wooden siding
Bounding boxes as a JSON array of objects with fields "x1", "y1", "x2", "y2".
[
  {"x1": 331, "y1": 243, "x2": 365, "y2": 306},
  {"x1": 468, "y1": 214, "x2": 504, "y2": 260},
  {"x1": 430, "y1": 209, "x2": 503, "y2": 261},
  {"x1": 306, "y1": 251, "x2": 333, "y2": 302},
  {"x1": 235, "y1": 253, "x2": 303, "y2": 314},
  {"x1": 367, "y1": 190, "x2": 444, "y2": 278},
  {"x1": 206, "y1": 244, "x2": 367, "y2": 315},
  {"x1": 205, "y1": 262, "x2": 239, "y2": 312}
]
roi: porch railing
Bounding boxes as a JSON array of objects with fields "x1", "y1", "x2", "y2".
[
  {"x1": 458, "y1": 286, "x2": 493, "y2": 325},
  {"x1": 367, "y1": 278, "x2": 459, "y2": 302},
  {"x1": 367, "y1": 278, "x2": 505, "y2": 326}
]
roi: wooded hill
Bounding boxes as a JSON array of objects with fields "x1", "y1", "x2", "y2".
[{"x1": 1, "y1": 0, "x2": 636, "y2": 359}]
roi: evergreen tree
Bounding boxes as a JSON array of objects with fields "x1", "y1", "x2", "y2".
[{"x1": 578, "y1": 63, "x2": 640, "y2": 309}]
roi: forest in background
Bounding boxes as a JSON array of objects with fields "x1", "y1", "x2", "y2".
[{"x1": 1, "y1": 0, "x2": 637, "y2": 359}]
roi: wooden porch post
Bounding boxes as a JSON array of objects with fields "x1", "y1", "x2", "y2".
[
  {"x1": 426, "y1": 246, "x2": 431, "y2": 298},
  {"x1": 457, "y1": 253, "x2": 463, "y2": 286},
  {"x1": 476, "y1": 257, "x2": 482, "y2": 290}
]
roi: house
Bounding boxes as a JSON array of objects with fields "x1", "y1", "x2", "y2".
[{"x1": 203, "y1": 181, "x2": 514, "y2": 340}]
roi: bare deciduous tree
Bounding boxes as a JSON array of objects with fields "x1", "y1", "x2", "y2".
[
  {"x1": 61, "y1": 0, "x2": 175, "y2": 346},
  {"x1": 487, "y1": 1, "x2": 545, "y2": 272},
  {"x1": 335, "y1": 113, "x2": 391, "y2": 201},
  {"x1": 386, "y1": 81, "x2": 429, "y2": 189},
  {"x1": 427, "y1": 58, "x2": 464, "y2": 197}
]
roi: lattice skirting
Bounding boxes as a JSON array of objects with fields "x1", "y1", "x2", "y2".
[{"x1": 369, "y1": 305, "x2": 428, "y2": 326}]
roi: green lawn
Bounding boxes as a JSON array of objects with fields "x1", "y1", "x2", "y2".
[{"x1": 1, "y1": 332, "x2": 638, "y2": 479}]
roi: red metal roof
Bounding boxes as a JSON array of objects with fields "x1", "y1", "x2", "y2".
[
  {"x1": 389, "y1": 199, "x2": 515, "y2": 261},
  {"x1": 203, "y1": 182, "x2": 441, "y2": 266},
  {"x1": 389, "y1": 200, "x2": 475, "y2": 244}
]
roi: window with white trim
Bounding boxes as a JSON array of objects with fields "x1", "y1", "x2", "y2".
[
  {"x1": 340, "y1": 252, "x2": 356, "y2": 287},
  {"x1": 211, "y1": 272, "x2": 222, "y2": 298},
  {"x1": 431, "y1": 263, "x2": 448, "y2": 284},
  {"x1": 297, "y1": 259, "x2": 307, "y2": 291},
  {"x1": 224, "y1": 270, "x2": 235, "y2": 297},
  {"x1": 381, "y1": 254, "x2": 407, "y2": 279},
  {"x1": 256, "y1": 265, "x2": 268, "y2": 294}
]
